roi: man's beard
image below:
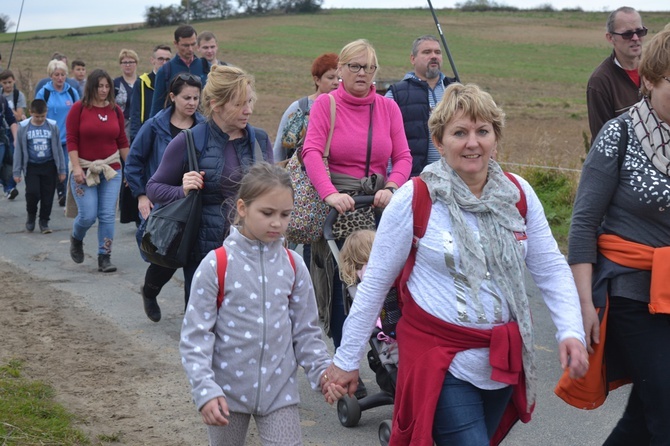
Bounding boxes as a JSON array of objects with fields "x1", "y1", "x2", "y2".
[{"x1": 425, "y1": 64, "x2": 441, "y2": 79}]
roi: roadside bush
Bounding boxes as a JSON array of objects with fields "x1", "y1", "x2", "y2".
[{"x1": 516, "y1": 167, "x2": 577, "y2": 252}]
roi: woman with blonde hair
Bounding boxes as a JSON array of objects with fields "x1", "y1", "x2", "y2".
[
  {"x1": 565, "y1": 28, "x2": 670, "y2": 444},
  {"x1": 146, "y1": 65, "x2": 272, "y2": 307},
  {"x1": 323, "y1": 83, "x2": 588, "y2": 445},
  {"x1": 302, "y1": 39, "x2": 412, "y2": 361},
  {"x1": 114, "y1": 48, "x2": 139, "y2": 134}
]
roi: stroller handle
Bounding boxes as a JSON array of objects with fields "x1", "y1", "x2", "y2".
[{"x1": 323, "y1": 195, "x2": 376, "y2": 241}]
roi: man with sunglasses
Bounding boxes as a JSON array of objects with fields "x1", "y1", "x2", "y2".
[
  {"x1": 129, "y1": 44, "x2": 172, "y2": 142},
  {"x1": 587, "y1": 6, "x2": 646, "y2": 144},
  {"x1": 386, "y1": 35, "x2": 456, "y2": 177},
  {"x1": 150, "y1": 25, "x2": 208, "y2": 118}
]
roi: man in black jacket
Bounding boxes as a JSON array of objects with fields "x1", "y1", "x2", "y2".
[{"x1": 386, "y1": 35, "x2": 455, "y2": 177}]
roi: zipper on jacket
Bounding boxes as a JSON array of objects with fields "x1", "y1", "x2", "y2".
[{"x1": 255, "y1": 241, "x2": 268, "y2": 412}]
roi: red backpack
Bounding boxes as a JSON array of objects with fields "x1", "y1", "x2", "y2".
[
  {"x1": 214, "y1": 246, "x2": 297, "y2": 309},
  {"x1": 379, "y1": 174, "x2": 527, "y2": 338}
]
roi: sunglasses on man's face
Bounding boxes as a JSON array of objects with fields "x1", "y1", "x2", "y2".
[{"x1": 611, "y1": 27, "x2": 648, "y2": 40}]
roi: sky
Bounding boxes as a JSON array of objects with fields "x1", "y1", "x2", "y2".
[{"x1": 5, "y1": 0, "x2": 669, "y2": 33}]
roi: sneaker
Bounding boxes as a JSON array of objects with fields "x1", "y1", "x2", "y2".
[
  {"x1": 25, "y1": 214, "x2": 36, "y2": 232},
  {"x1": 39, "y1": 220, "x2": 52, "y2": 234},
  {"x1": 58, "y1": 194, "x2": 66, "y2": 207},
  {"x1": 7, "y1": 188, "x2": 18, "y2": 200}
]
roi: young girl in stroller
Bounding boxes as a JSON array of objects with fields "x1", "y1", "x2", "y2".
[{"x1": 339, "y1": 230, "x2": 398, "y2": 403}]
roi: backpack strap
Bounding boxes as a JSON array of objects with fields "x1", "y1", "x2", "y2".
[
  {"x1": 615, "y1": 113, "x2": 629, "y2": 171},
  {"x1": 396, "y1": 177, "x2": 432, "y2": 310},
  {"x1": 503, "y1": 171, "x2": 527, "y2": 221},
  {"x1": 43, "y1": 89, "x2": 50, "y2": 104},
  {"x1": 297, "y1": 96, "x2": 310, "y2": 115},
  {"x1": 12, "y1": 89, "x2": 19, "y2": 111},
  {"x1": 214, "y1": 246, "x2": 296, "y2": 310}
]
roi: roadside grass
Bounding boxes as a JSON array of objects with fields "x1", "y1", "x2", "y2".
[
  {"x1": 0, "y1": 359, "x2": 90, "y2": 445},
  {"x1": 516, "y1": 167, "x2": 579, "y2": 251}
]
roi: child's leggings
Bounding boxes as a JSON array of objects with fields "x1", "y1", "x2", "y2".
[{"x1": 206, "y1": 405, "x2": 302, "y2": 446}]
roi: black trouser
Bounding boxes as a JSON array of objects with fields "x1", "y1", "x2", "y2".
[
  {"x1": 603, "y1": 296, "x2": 670, "y2": 446},
  {"x1": 143, "y1": 262, "x2": 178, "y2": 302},
  {"x1": 25, "y1": 160, "x2": 58, "y2": 221}
]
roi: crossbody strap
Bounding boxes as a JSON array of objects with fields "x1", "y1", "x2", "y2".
[{"x1": 364, "y1": 103, "x2": 374, "y2": 178}]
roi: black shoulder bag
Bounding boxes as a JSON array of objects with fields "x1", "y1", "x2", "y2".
[{"x1": 140, "y1": 129, "x2": 203, "y2": 269}]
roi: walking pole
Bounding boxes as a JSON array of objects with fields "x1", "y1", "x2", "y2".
[
  {"x1": 7, "y1": 0, "x2": 26, "y2": 70},
  {"x1": 426, "y1": 0, "x2": 460, "y2": 83}
]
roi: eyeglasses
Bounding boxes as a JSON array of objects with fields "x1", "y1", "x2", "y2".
[
  {"x1": 120, "y1": 60, "x2": 137, "y2": 65},
  {"x1": 156, "y1": 57, "x2": 171, "y2": 62},
  {"x1": 346, "y1": 63, "x2": 377, "y2": 74},
  {"x1": 663, "y1": 76, "x2": 670, "y2": 85},
  {"x1": 173, "y1": 73, "x2": 202, "y2": 86},
  {"x1": 610, "y1": 27, "x2": 648, "y2": 40}
]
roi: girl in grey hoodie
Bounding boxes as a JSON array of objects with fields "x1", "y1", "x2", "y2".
[{"x1": 180, "y1": 163, "x2": 342, "y2": 445}]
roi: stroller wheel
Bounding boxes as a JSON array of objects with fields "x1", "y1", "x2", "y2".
[
  {"x1": 337, "y1": 395, "x2": 362, "y2": 427},
  {"x1": 378, "y1": 419, "x2": 392, "y2": 446}
]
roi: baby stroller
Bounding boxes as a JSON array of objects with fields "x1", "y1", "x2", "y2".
[{"x1": 323, "y1": 195, "x2": 398, "y2": 446}]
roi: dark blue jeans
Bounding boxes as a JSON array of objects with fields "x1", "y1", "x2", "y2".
[
  {"x1": 432, "y1": 372, "x2": 513, "y2": 446},
  {"x1": 603, "y1": 296, "x2": 670, "y2": 446}
]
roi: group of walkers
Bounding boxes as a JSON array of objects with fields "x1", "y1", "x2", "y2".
[{"x1": 2, "y1": 9, "x2": 670, "y2": 445}]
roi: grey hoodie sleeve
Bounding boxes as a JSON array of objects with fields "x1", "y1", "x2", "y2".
[
  {"x1": 180, "y1": 251, "x2": 226, "y2": 411},
  {"x1": 288, "y1": 251, "x2": 332, "y2": 391}
]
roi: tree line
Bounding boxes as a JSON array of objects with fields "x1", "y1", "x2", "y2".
[{"x1": 144, "y1": 0, "x2": 323, "y2": 27}]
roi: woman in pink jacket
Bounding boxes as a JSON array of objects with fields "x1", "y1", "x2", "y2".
[{"x1": 302, "y1": 39, "x2": 412, "y2": 371}]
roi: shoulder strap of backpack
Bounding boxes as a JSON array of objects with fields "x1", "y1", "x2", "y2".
[
  {"x1": 297, "y1": 96, "x2": 310, "y2": 115},
  {"x1": 12, "y1": 89, "x2": 19, "y2": 110},
  {"x1": 215, "y1": 246, "x2": 297, "y2": 309},
  {"x1": 68, "y1": 88, "x2": 77, "y2": 103},
  {"x1": 503, "y1": 171, "x2": 527, "y2": 221},
  {"x1": 396, "y1": 177, "x2": 432, "y2": 309},
  {"x1": 43, "y1": 89, "x2": 51, "y2": 104},
  {"x1": 201, "y1": 57, "x2": 210, "y2": 75}
]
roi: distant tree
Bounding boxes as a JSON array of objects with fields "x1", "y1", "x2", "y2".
[
  {"x1": 0, "y1": 13, "x2": 15, "y2": 33},
  {"x1": 455, "y1": 0, "x2": 518, "y2": 12},
  {"x1": 238, "y1": 0, "x2": 276, "y2": 14},
  {"x1": 144, "y1": 5, "x2": 187, "y2": 27},
  {"x1": 280, "y1": 0, "x2": 323, "y2": 13}
]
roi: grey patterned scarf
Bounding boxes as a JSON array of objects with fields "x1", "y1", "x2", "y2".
[
  {"x1": 421, "y1": 158, "x2": 537, "y2": 408},
  {"x1": 630, "y1": 97, "x2": 670, "y2": 175}
]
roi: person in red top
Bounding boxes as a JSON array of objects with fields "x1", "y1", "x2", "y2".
[{"x1": 66, "y1": 69, "x2": 129, "y2": 273}]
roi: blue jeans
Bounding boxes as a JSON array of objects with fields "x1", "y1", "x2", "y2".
[
  {"x1": 432, "y1": 372, "x2": 513, "y2": 446},
  {"x1": 70, "y1": 170, "x2": 122, "y2": 254}
]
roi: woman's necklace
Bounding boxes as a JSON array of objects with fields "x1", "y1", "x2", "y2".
[{"x1": 93, "y1": 100, "x2": 109, "y2": 122}]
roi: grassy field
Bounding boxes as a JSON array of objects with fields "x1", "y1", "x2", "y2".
[
  {"x1": 2, "y1": 9, "x2": 669, "y2": 170},
  {"x1": 1, "y1": 9, "x2": 668, "y2": 247}
]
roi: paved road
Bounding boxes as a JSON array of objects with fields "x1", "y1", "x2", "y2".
[{"x1": 0, "y1": 186, "x2": 628, "y2": 445}]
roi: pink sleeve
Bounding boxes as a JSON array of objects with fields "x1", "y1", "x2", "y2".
[
  {"x1": 385, "y1": 99, "x2": 412, "y2": 186},
  {"x1": 302, "y1": 94, "x2": 339, "y2": 199}
]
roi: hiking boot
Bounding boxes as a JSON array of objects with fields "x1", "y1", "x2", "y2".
[
  {"x1": 7, "y1": 188, "x2": 18, "y2": 200},
  {"x1": 39, "y1": 219, "x2": 52, "y2": 234},
  {"x1": 141, "y1": 287, "x2": 161, "y2": 322},
  {"x1": 98, "y1": 254, "x2": 117, "y2": 273},
  {"x1": 355, "y1": 377, "x2": 368, "y2": 400},
  {"x1": 25, "y1": 214, "x2": 36, "y2": 232},
  {"x1": 70, "y1": 236, "x2": 84, "y2": 264}
]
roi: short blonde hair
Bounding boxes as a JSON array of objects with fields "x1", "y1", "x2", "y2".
[
  {"x1": 338, "y1": 39, "x2": 379, "y2": 73},
  {"x1": 118, "y1": 48, "x2": 139, "y2": 64},
  {"x1": 201, "y1": 65, "x2": 257, "y2": 121},
  {"x1": 428, "y1": 83, "x2": 505, "y2": 146},
  {"x1": 639, "y1": 29, "x2": 670, "y2": 96},
  {"x1": 47, "y1": 60, "x2": 68, "y2": 77},
  {"x1": 339, "y1": 229, "x2": 376, "y2": 287}
]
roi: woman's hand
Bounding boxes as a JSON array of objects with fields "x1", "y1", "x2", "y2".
[
  {"x1": 72, "y1": 166, "x2": 85, "y2": 184},
  {"x1": 373, "y1": 188, "x2": 394, "y2": 209},
  {"x1": 200, "y1": 396, "x2": 229, "y2": 426},
  {"x1": 320, "y1": 371, "x2": 347, "y2": 405},
  {"x1": 325, "y1": 193, "x2": 355, "y2": 214},
  {"x1": 182, "y1": 170, "x2": 205, "y2": 196},
  {"x1": 580, "y1": 301, "x2": 600, "y2": 355},
  {"x1": 137, "y1": 195, "x2": 153, "y2": 220},
  {"x1": 559, "y1": 337, "x2": 590, "y2": 379},
  {"x1": 321, "y1": 363, "x2": 360, "y2": 400}
]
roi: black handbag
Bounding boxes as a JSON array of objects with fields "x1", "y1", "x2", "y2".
[{"x1": 140, "y1": 129, "x2": 202, "y2": 269}]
